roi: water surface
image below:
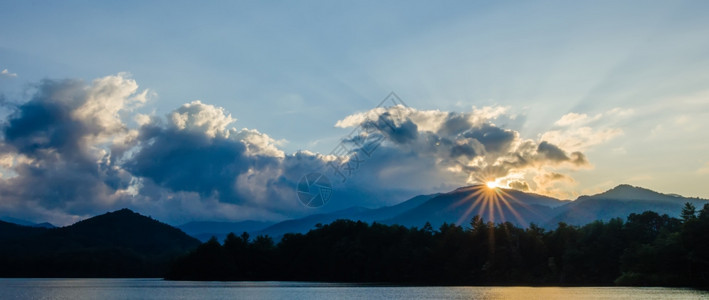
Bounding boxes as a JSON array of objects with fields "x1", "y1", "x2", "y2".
[{"x1": 0, "y1": 278, "x2": 706, "y2": 300}]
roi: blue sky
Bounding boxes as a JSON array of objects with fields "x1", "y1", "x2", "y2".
[{"x1": 1, "y1": 1, "x2": 709, "y2": 224}]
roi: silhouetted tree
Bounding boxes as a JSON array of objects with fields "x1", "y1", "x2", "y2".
[
  {"x1": 681, "y1": 202, "x2": 697, "y2": 223},
  {"x1": 167, "y1": 210, "x2": 709, "y2": 288}
]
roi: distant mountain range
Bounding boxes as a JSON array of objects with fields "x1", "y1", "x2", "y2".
[
  {"x1": 0, "y1": 216, "x2": 56, "y2": 228},
  {"x1": 0, "y1": 184, "x2": 705, "y2": 278},
  {"x1": 0, "y1": 209, "x2": 200, "y2": 277},
  {"x1": 383, "y1": 186, "x2": 565, "y2": 229},
  {"x1": 174, "y1": 194, "x2": 438, "y2": 242},
  {"x1": 548, "y1": 184, "x2": 708, "y2": 226},
  {"x1": 178, "y1": 220, "x2": 275, "y2": 242},
  {"x1": 177, "y1": 184, "x2": 706, "y2": 241},
  {"x1": 2, "y1": 184, "x2": 706, "y2": 249}
]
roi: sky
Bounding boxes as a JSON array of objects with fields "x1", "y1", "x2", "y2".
[{"x1": 1, "y1": 1, "x2": 708, "y2": 225}]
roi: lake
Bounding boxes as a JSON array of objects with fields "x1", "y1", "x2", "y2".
[{"x1": 0, "y1": 279, "x2": 706, "y2": 300}]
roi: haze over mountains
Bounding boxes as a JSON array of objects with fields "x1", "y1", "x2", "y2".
[
  {"x1": 0, "y1": 183, "x2": 706, "y2": 278},
  {"x1": 0, "y1": 216, "x2": 56, "y2": 228},
  {"x1": 3, "y1": 184, "x2": 704, "y2": 244},
  {"x1": 179, "y1": 220, "x2": 275, "y2": 243},
  {"x1": 2, "y1": 184, "x2": 705, "y2": 244},
  {"x1": 178, "y1": 184, "x2": 707, "y2": 241}
]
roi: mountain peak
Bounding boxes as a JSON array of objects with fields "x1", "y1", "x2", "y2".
[
  {"x1": 610, "y1": 184, "x2": 648, "y2": 192},
  {"x1": 576, "y1": 184, "x2": 704, "y2": 203},
  {"x1": 57, "y1": 208, "x2": 200, "y2": 257},
  {"x1": 591, "y1": 184, "x2": 667, "y2": 200},
  {"x1": 72, "y1": 208, "x2": 161, "y2": 227},
  {"x1": 609, "y1": 184, "x2": 656, "y2": 194},
  {"x1": 0, "y1": 208, "x2": 200, "y2": 277},
  {"x1": 449, "y1": 184, "x2": 492, "y2": 194},
  {"x1": 113, "y1": 208, "x2": 139, "y2": 215}
]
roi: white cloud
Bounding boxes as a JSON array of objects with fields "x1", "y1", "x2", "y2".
[
  {"x1": 531, "y1": 170, "x2": 578, "y2": 199},
  {"x1": 554, "y1": 108, "x2": 633, "y2": 128},
  {"x1": 470, "y1": 105, "x2": 511, "y2": 123},
  {"x1": 541, "y1": 127, "x2": 623, "y2": 152},
  {"x1": 0, "y1": 68, "x2": 18, "y2": 78},
  {"x1": 335, "y1": 106, "x2": 590, "y2": 196},
  {"x1": 134, "y1": 113, "x2": 153, "y2": 126},
  {"x1": 74, "y1": 74, "x2": 147, "y2": 139},
  {"x1": 336, "y1": 105, "x2": 511, "y2": 132},
  {"x1": 554, "y1": 112, "x2": 601, "y2": 127},
  {"x1": 0, "y1": 75, "x2": 606, "y2": 224},
  {"x1": 543, "y1": 108, "x2": 628, "y2": 152},
  {"x1": 0, "y1": 74, "x2": 151, "y2": 224},
  {"x1": 168, "y1": 100, "x2": 236, "y2": 138},
  {"x1": 232, "y1": 128, "x2": 286, "y2": 158}
]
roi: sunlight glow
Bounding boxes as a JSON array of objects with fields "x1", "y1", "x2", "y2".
[{"x1": 452, "y1": 183, "x2": 534, "y2": 228}]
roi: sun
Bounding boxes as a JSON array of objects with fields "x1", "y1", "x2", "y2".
[{"x1": 486, "y1": 181, "x2": 498, "y2": 189}]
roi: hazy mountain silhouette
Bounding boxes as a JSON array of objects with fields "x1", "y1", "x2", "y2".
[
  {"x1": 254, "y1": 186, "x2": 565, "y2": 239},
  {"x1": 256, "y1": 206, "x2": 371, "y2": 240},
  {"x1": 547, "y1": 184, "x2": 708, "y2": 226},
  {"x1": 246, "y1": 184, "x2": 707, "y2": 237},
  {"x1": 0, "y1": 208, "x2": 200, "y2": 277},
  {"x1": 0, "y1": 219, "x2": 49, "y2": 242},
  {"x1": 256, "y1": 193, "x2": 438, "y2": 240},
  {"x1": 179, "y1": 220, "x2": 275, "y2": 242},
  {"x1": 0, "y1": 216, "x2": 56, "y2": 228},
  {"x1": 384, "y1": 185, "x2": 565, "y2": 228},
  {"x1": 2, "y1": 184, "x2": 707, "y2": 279}
]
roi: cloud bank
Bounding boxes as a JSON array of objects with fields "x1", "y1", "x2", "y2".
[{"x1": 0, "y1": 74, "x2": 617, "y2": 225}]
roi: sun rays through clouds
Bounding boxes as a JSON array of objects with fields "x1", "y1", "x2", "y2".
[
  {"x1": 453, "y1": 185, "x2": 529, "y2": 228},
  {"x1": 0, "y1": 74, "x2": 616, "y2": 225}
]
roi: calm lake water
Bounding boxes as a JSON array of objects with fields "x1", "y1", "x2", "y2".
[{"x1": 0, "y1": 278, "x2": 706, "y2": 300}]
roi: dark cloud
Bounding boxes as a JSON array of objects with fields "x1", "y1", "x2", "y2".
[
  {"x1": 450, "y1": 141, "x2": 478, "y2": 159},
  {"x1": 3, "y1": 80, "x2": 88, "y2": 159},
  {"x1": 367, "y1": 112, "x2": 418, "y2": 144},
  {"x1": 122, "y1": 101, "x2": 316, "y2": 217},
  {"x1": 0, "y1": 76, "x2": 140, "y2": 223},
  {"x1": 509, "y1": 181, "x2": 530, "y2": 191},
  {"x1": 537, "y1": 141, "x2": 569, "y2": 162},
  {"x1": 0, "y1": 75, "x2": 595, "y2": 225},
  {"x1": 335, "y1": 106, "x2": 592, "y2": 198},
  {"x1": 535, "y1": 142, "x2": 588, "y2": 167},
  {"x1": 437, "y1": 113, "x2": 472, "y2": 136},
  {"x1": 463, "y1": 123, "x2": 516, "y2": 154},
  {"x1": 125, "y1": 125, "x2": 252, "y2": 199},
  {"x1": 542, "y1": 172, "x2": 572, "y2": 182},
  {"x1": 570, "y1": 151, "x2": 588, "y2": 166}
]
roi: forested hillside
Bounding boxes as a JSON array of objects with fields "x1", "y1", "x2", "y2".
[
  {"x1": 167, "y1": 203, "x2": 709, "y2": 287},
  {"x1": 0, "y1": 209, "x2": 200, "y2": 277}
]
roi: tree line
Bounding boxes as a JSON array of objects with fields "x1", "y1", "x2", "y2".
[{"x1": 166, "y1": 203, "x2": 709, "y2": 287}]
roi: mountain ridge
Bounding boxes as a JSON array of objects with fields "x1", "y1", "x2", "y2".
[
  {"x1": 178, "y1": 220, "x2": 275, "y2": 242},
  {"x1": 5, "y1": 184, "x2": 704, "y2": 244},
  {"x1": 580, "y1": 184, "x2": 689, "y2": 201},
  {"x1": 0, "y1": 216, "x2": 56, "y2": 228},
  {"x1": 0, "y1": 208, "x2": 200, "y2": 277},
  {"x1": 549, "y1": 184, "x2": 707, "y2": 226},
  {"x1": 249, "y1": 184, "x2": 708, "y2": 239}
]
